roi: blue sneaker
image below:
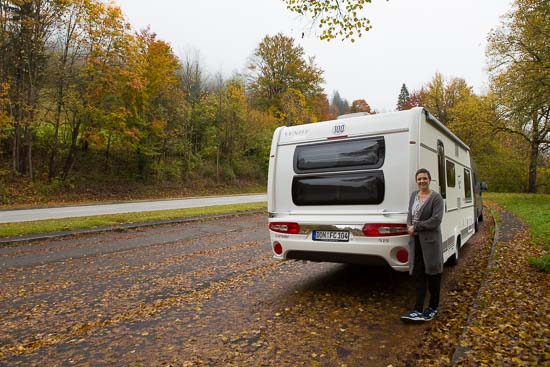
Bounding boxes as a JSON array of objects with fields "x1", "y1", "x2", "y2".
[
  {"x1": 400, "y1": 309, "x2": 424, "y2": 321},
  {"x1": 422, "y1": 307, "x2": 438, "y2": 321}
]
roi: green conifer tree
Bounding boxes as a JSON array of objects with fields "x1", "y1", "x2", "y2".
[{"x1": 396, "y1": 83, "x2": 410, "y2": 111}]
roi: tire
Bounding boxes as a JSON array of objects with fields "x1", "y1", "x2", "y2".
[
  {"x1": 479, "y1": 211, "x2": 484, "y2": 222},
  {"x1": 448, "y1": 238, "x2": 460, "y2": 266},
  {"x1": 474, "y1": 215, "x2": 479, "y2": 232}
]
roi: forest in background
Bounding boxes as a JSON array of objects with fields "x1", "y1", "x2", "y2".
[{"x1": 0, "y1": 0, "x2": 548, "y2": 206}]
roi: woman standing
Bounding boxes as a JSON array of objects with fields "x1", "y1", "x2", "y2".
[{"x1": 401, "y1": 168, "x2": 444, "y2": 322}]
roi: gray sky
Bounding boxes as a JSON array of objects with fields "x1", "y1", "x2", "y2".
[{"x1": 112, "y1": 0, "x2": 512, "y2": 112}]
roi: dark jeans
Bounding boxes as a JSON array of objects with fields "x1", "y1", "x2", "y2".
[{"x1": 413, "y1": 236, "x2": 442, "y2": 311}]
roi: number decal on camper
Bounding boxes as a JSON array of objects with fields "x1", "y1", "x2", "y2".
[{"x1": 332, "y1": 124, "x2": 346, "y2": 135}]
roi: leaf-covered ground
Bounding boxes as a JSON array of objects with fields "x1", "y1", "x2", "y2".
[
  {"x1": 409, "y1": 203, "x2": 549, "y2": 366},
  {"x1": 2, "y1": 206, "x2": 546, "y2": 366},
  {"x1": 0, "y1": 213, "x2": 492, "y2": 367},
  {"x1": 452, "y1": 203, "x2": 549, "y2": 366},
  {"x1": 395, "y1": 213, "x2": 495, "y2": 366}
]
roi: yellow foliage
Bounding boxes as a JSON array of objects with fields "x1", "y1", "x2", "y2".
[{"x1": 151, "y1": 119, "x2": 166, "y2": 131}]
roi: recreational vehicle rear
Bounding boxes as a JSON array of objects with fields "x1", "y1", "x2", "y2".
[{"x1": 267, "y1": 107, "x2": 477, "y2": 272}]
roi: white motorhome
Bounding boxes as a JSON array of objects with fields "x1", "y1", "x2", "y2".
[{"x1": 267, "y1": 107, "x2": 478, "y2": 272}]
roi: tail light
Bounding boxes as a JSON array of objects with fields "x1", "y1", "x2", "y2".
[
  {"x1": 269, "y1": 222, "x2": 300, "y2": 234},
  {"x1": 273, "y1": 242, "x2": 283, "y2": 255},
  {"x1": 396, "y1": 249, "x2": 409, "y2": 263},
  {"x1": 362, "y1": 223, "x2": 408, "y2": 237}
]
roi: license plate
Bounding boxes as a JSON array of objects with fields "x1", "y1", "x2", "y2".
[{"x1": 312, "y1": 230, "x2": 350, "y2": 242}]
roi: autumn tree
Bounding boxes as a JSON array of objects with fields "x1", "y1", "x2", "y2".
[
  {"x1": 243, "y1": 108, "x2": 278, "y2": 174},
  {"x1": 416, "y1": 75, "x2": 490, "y2": 149},
  {"x1": 396, "y1": 83, "x2": 410, "y2": 111},
  {"x1": 308, "y1": 93, "x2": 334, "y2": 121},
  {"x1": 247, "y1": 33, "x2": 324, "y2": 124},
  {"x1": 350, "y1": 99, "x2": 371, "y2": 113},
  {"x1": 59, "y1": 1, "x2": 135, "y2": 181},
  {"x1": 454, "y1": 93, "x2": 535, "y2": 191},
  {"x1": 487, "y1": 0, "x2": 549, "y2": 193},
  {"x1": 417, "y1": 73, "x2": 473, "y2": 125},
  {"x1": 118, "y1": 28, "x2": 185, "y2": 180},
  {"x1": 219, "y1": 80, "x2": 247, "y2": 167},
  {"x1": 0, "y1": 0, "x2": 66, "y2": 179},
  {"x1": 180, "y1": 52, "x2": 207, "y2": 177},
  {"x1": 184, "y1": 76, "x2": 277, "y2": 182},
  {"x1": 0, "y1": 2, "x2": 335, "y2": 193},
  {"x1": 401, "y1": 91, "x2": 422, "y2": 110},
  {"x1": 279, "y1": 87, "x2": 310, "y2": 125},
  {"x1": 44, "y1": 0, "x2": 97, "y2": 180}
]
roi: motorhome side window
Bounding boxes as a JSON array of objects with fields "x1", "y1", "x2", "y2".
[
  {"x1": 437, "y1": 140, "x2": 446, "y2": 198},
  {"x1": 464, "y1": 168, "x2": 472, "y2": 201},
  {"x1": 294, "y1": 137, "x2": 385, "y2": 173},
  {"x1": 446, "y1": 160, "x2": 456, "y2": 187}
]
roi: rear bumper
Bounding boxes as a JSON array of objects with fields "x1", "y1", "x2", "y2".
[
  {"x1": 269, "y1": 230, "x2": 410, "y2": 272},
  {"x1": 268, "y1": 214, "x2": 411, "y2": 271}
]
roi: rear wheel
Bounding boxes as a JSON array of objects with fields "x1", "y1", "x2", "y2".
[{"x1": 448, "y1": 237, "x2": 461, "y2": 266}]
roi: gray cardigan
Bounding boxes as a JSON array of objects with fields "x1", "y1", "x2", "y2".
[{"x1": 407, "y1": 190, "x2": 444, "y2": 275}]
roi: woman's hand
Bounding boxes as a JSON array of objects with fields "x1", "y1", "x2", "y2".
[{"x1": 407, "y1": 225, "x2": 415, "y2": 235}]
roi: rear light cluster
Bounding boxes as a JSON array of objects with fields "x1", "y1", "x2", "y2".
[
  {"x1": 269, "y1": 222, "x2": 300, "y2": 234},
  {"x1": 362, "y1": 223, "x2": 408, "y2": 237}
]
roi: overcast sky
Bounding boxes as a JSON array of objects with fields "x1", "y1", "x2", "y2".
[{"x1": 112, "y1": 0, "x2": 512, "y2": 112}]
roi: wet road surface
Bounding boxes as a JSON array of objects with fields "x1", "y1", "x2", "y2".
[{"x1": 0, "y1": 213, "x2": 490, "y2": 366}]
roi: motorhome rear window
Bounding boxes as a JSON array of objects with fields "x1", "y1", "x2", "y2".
[
  {"x1": 292, "y1": 171, "x2": 385, "y2": 206},
  {"x1": 294, "y1": 137, "x2": 385, "y2": 173}
]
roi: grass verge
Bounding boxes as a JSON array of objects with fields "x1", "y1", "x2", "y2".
[
  {"x1": 0, "y1": 202, "x2": 266, "y2": 239},
  {"x1": 484, "y1": 192, "x2": 549, "y2": 273}
]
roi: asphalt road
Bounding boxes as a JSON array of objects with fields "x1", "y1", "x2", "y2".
[
  {"x1": 0, "y1": 194, "x2": 267, "y2": 224},
  {"x1": 0, "y1": 213, "x2": 491, "y2": 366}
]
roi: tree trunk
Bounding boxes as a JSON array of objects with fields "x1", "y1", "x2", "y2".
[
  {"x1": 12, "y1": 122, "x2": 21, "y2": 175},
  {"x1": 50, "y1": 3, "x2": 79, "y2": 180},
  {"x1": 62, "y1": 118, "x2": 81, "y2": 181},
  {"x1": 25, "y1": 124, "x2": 33, "y2": 181},
  {"x1": 159, "y1": 138, "x2": 166, "y2": 165},
  {"x1": 104, "y1": 133, "x2": 111, "y2": 171},
  {"x1": 48, "y1": 83, "x2": 64, "y2": 181},
  {"x1": 26, "y1": 79, "x2": 36, "y2": 181},
  {"x1": 216, "y1": 145, "x2": 219, "y2": 181},
  {"x1": 181, "y1": 118, "x2": 188, "y2": 181},
  {"x1": 13, "y1": 86, "x2": 23, "y2": 175},
  {"x1": 183, "y1": 108, "x2": 195, "y2": 181},
  {"x1": 48, "y1": 128, "x2": 59, "y2": 181},
  {"x1": 527, "y1": 139, "x2": 539, "y2": 193}
]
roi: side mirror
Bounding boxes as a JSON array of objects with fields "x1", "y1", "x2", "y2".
[{"x1": 480, "y1": 181, "x2": 488, "y2": 192}]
